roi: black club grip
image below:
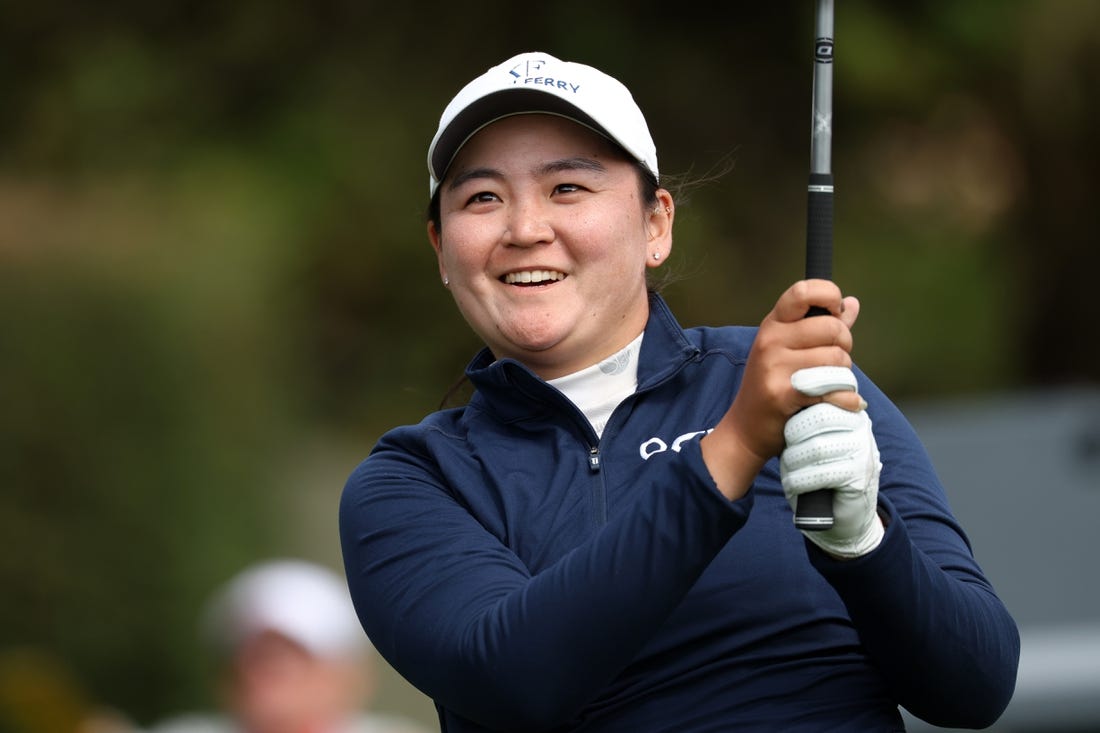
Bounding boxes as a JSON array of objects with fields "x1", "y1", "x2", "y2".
[{"x1": 796, "y1": 172, "x2": 836, "y2": 531}]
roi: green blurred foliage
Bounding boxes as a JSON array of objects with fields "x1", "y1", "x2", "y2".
[{"x1": 1, "y1": 0, "x2": 1097, "y2": 728}]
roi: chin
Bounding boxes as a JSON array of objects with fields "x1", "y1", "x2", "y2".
[
  {"x1": 496, "y1": 320, "x2": 573, "y2": 352},
  {"x1": 493, "y1": 336, "x2": 576, "y2": 371}
]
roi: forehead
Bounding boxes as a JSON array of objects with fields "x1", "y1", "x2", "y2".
[{"x1": 447, "y1": 113, "x2": 634, "y2": 177}]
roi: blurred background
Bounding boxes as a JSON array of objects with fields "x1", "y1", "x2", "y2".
[{"x1": 2, "y1": 1, "x2": 1098, "y2": 731}]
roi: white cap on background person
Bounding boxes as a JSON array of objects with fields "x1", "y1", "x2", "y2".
[
  {"x1": 427, "y1": 50, "x2": 659, "y2": 195},
  {"x1": 202, "y1": 559, "x2": 369, "y2": 661}
]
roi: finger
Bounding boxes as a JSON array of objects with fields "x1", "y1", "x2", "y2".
[
  {"x1": 787, "y1": 345, "x2": 854, "y2": 373},
  {"x1": 791, "y1": 366, "x2": 857, "y2": 397},
  {"x1": 782, "y1": 458, "x2": 861, "y2": 495},
  {"x1": 772, "y1": 280, "x2": 845, "y2": 323},
  {"x1": 765, "y1": 315, "x2": 853, "y2": 353},
  {"x1": 820, "y1": 390, "x2": 867, "y2": 413},
  {"x1": 781, "y1": 433, "x2": 861, "y2": 472},
  {"x1": 784, "y1": 402, "x2": 864, "y2": 443}
]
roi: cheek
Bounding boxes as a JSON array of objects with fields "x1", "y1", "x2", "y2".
[
  {"x1": 440, "y1": 219, "x2": 494, "y2": 271},
  {"x1": 438, "y1": 237, "x2": 478, "y2": 278},
  {"x1": 579, "y1": 214, "x2": 649, "y2": 270}
]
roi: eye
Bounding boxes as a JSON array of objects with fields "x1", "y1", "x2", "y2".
[
  {"x1": 553, "y1": 183, "x2": 584, "y2": 195},
  {"x1": 466, "y1": 191, "x2": 500, "y2": 206}
]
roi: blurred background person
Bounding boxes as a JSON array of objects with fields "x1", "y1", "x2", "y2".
[{"x1": 147, "y1": 559, "x2": 428, "y2": 733}]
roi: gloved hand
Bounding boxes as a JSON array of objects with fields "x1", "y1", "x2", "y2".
[{"x1": 781, "y1": 368, "x2": 884, "y2": 559}]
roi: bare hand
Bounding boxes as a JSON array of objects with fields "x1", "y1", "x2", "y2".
[{"x1": 700, "y1": 280, "x2": 860, "y2": 500}]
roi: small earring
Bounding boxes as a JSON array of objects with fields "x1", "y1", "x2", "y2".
[
  {"x1": 652, "y1": 252, "x2": 661, "y2": 261},
  {"x1": 443, "y1": 276, "x2": 449, "y2": 286},
  {"x1": 654, "y1": 206, "x2": 671, "y2": 214}
]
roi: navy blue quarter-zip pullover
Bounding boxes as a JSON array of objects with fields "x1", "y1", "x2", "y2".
[{"x1": 340, "y1": 294, "x2": 1019, "y2": 733}]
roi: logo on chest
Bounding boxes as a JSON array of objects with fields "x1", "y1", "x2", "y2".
[{"x1": 639, "y1": 429, "x2": 714, "y2": 460}]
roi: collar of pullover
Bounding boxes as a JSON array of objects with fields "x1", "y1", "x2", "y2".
[{"x1": 465, "y1": 293, "x2": 699, "y2": 425}]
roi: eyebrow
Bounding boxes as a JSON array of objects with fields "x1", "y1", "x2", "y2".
[
  {"x1": 446, "y1": 157, "x2": 608, "y2": 192},
  {"x1": 447, "y1": 167, "x2": 504, "y2": 192},
  {"x1": 536, "y1": 157, "x2": 608, "y2": 176}
]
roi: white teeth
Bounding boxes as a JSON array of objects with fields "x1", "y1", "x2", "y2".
[{"x1": 504, "y1": 270, "x2": 565, "y2": 284}]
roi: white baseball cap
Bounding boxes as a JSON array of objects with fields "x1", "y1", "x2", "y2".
[
  {"x1": 202, "y1": 559, "x2": 370, "y2": 661},
  {"x1": 427, "y1": 51, "x2": 659, "y2": 195}
]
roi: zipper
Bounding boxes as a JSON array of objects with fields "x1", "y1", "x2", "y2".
[
  {"x1": 589, "y1": 444, "x2": 606, "y2": 525},
  {"x1": 588, "y1": 446, "x2": 601, "y2": 472}
]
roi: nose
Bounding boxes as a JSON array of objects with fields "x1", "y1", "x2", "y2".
[{"x1": 503, "y1": 196, "x2": 555, "y2": 247}]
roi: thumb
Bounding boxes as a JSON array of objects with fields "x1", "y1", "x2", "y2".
[
  {"x1": 839, "y1": 295, "x2": 860, "y2": 330},
  {"x1": 790, "y1": 365, "x2": 866, "y2": 413}
]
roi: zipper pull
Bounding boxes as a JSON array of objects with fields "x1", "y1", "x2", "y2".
[{"x1": 588, "y1": 446, "x2": 601, "y2": 472}]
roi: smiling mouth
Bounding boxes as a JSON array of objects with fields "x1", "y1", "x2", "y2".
[{"x1": 502, "y1": 270, "x2": 567, "y2": 286}]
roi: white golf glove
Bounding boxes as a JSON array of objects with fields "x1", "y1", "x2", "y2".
[{"x1": 781, "y1": 367, "x2": 884, "y2": 559}]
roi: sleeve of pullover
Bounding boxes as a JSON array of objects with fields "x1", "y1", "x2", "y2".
[
  {"x1": 339, "y1": 433, "x2": 748, "y2": 732},
  {"x1": 810, "y1": 372, "x2": 1020, "y2": 729}
]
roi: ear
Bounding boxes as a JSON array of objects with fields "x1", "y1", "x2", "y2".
[
  {"x1": 427, "y1": 220, "x2": 448, "y2": 285},
  {"x1": 645, "y1": 188, "x2": 674, "y2": 269}
]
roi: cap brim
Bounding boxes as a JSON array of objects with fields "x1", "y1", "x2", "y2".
[{"x1": 430, "y1": 89, "x2": 612, "y2": 188}]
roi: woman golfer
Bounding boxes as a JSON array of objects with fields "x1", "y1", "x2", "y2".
[{"x1": 339, "y1": 51, "x2": 1019, "y2": 732}]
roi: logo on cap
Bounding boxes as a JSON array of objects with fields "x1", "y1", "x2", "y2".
[
  {"x1": 504, "y1": 57, "x2": 581, "y2": 94},
  {"x1": 509, "y1": 58, "x2": 546, "y2": 81}
]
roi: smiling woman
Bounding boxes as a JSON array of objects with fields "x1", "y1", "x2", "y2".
[{"x1": 338, "y1": 51, "x2": 1019, "y2": 732}]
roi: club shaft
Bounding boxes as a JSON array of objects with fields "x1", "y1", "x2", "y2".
[{"x1": 810, "y1": 0, "x2": 834, "y2": 177}]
